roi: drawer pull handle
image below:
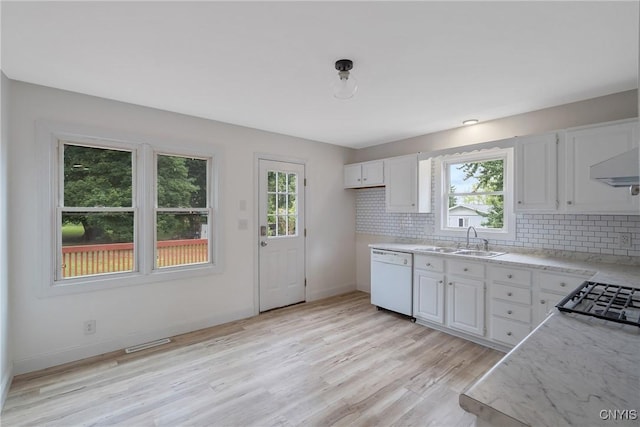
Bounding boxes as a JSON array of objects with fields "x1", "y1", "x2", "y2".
[
  {"x1": 438, "y1": 280, "x2": 443, "y2": 284},
  {"x1": 507, "y1": 274, "x2": 513, "y2": 279},
  {"x1": 426, "y1": 263, "x2": 431, "y2": 267},
  {"x1": 463, "y1": 268, "x2": 468, "y2": 272},
  {"x1": 507, "y1": 332, "x2": 512, "y2": 336},
  {"x1": 540, "y1": 300, "x2": 546, "y2": 304},
  {"x1": 448, "y1": 282, "x2": 453, "y2": 286},
  {"x1": 507, "y1": 292, "x2": 513, "y2": 296},
  {"x1": 560, "y1": 282, "x2": 566, "y2": 287},
  {"x1": 507, "y1": 310, "x2": 513, "y2": 315}
]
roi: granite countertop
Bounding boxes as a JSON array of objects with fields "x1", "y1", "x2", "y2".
[{"x1": 369, "y1": 242, "x2": 640, "y2": 426}]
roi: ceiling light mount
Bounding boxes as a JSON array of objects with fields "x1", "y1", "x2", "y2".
[
  {"x1": 462, "y1": 119, "x2": 479, "y2": 126},
  {"x1": 333, "y1": 59, "x2": 358, "y2": 99}
]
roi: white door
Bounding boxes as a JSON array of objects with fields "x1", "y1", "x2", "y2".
[{"x1": 258, "y1": 159, "x2": 306, "y2": 312}]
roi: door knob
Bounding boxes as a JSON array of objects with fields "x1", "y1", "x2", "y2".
[{"x1": 260, "y1": 241, "x2": 268, "y2": 247}]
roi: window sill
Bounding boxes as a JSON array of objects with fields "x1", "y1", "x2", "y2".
[{"x1": 41, "y1": 263, "x2": 222, "y2": 298}]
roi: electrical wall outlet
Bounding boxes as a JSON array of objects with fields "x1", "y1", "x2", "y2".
[
  {"x1": 618, "y1": 232, "x2": 632, "y2": 249},
  {"x1": 83, "y1": 320, "x2": 96, "y2": 335}
]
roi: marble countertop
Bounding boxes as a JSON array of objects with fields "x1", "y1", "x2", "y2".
[
  {"x1": 369, "y1": 242, "x2": 640, "y2": 426},
  {"x1": 459, "y1": 312, "x2": 640, "y2": 427},
  {"x1": 368, "y1": 242, "x2": 640, "y2": 286}
]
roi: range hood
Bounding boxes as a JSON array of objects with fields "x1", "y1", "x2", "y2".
[{"x1": 590, "y1": 147, "x2": 640, "y2": 187}]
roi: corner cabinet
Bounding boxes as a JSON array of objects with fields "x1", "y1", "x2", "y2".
[
  {"x1": 344, "y1": 160, "x2": 384, "y2": 188},
  {"x1": 562, "y1": 121, "x2": 639, "y2": 214},
  {"x1": 514, "y1": 133, "x2": 558, "y2": 212},
  {"x1": 385, "y1": 154, "x2": 432, "y2": 213}
]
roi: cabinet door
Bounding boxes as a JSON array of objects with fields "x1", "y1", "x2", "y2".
[
  {"x1": 385, "y1": 155, "x2": 418, "y2": 212},
  {"x1": 343, "y1": 164, "x2": 362, "y2": 188},
  {"x1": 535, "y1": 291, "x2": 566, "y2": 326},
  {"x1": 515, "y1": 133, "x2": 557, "y2": 212},
  {"x1": 362, "y1": 161, "x2": 384, "y2": 186},
  {"x1": 413, "y1": 270, "x2": 445, "y2": 324},
  {"x1": 563, "y1": 121, "x2": 639, "y2": 213},
  {"x1": 446, "y1": 276, "x2": 485, "y2": 336}
]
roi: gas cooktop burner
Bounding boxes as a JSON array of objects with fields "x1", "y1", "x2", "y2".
[{"x1": 556, "y1": 281, "x2": 640, "y2": 327}]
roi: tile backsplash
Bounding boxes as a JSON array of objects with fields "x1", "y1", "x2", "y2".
[{"x1": 356, "y1": 187, "x2": 640, "y2": 257}]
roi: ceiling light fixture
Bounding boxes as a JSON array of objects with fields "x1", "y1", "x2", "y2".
[
  {"x1": 462, "y1": 119, "x2": 479, "y2": 126},
  {"x1": 333, "y1": 59, "x2": 358, "y2": 99}
]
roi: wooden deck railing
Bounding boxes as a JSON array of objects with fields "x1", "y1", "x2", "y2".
[{"x1": 61, "y1": 239, "x2": 208, "y2": 278}]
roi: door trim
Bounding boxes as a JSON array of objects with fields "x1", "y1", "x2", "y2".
[{"x1": 253, "y1": 153, "x2": 307, "y2": 315}]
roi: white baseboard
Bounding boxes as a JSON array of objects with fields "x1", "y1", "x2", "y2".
[
  {"x1": 1, "y1": 363, "x2": 13, "y2": 411},
  {"x1": 306, "y1": 283, "x2": 356, "y2": 302},
  {"x1": 13, "y1": 308, "x2": 255, "y2": 375}
]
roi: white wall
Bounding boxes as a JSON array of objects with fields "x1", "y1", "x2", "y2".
[
  {"x1": 8, "y1": 80, "x2": 356, "y2": 374},
  {"x1": 354, "y1": 90, "x2": 638, "y2": 162},
  {"x1": 0, "y1": 71, "x2": 13, "y2": 406}
]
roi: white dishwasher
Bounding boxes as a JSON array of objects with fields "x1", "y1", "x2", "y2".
[{"x1": 370, "y1": 249, "x2": 413, "y2": 318}]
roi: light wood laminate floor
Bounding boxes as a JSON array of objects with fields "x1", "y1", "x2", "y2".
[{"x1": 2, "y1": 291, "x2": 503, "y2": 426}]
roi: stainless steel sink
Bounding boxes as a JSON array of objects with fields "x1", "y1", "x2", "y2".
[
  {"x1": 453, "y1": 249, "x2": 505, "y2": 257},
  {"x1": 413, "y1": 246, "x2": 459, "y2": 254}
]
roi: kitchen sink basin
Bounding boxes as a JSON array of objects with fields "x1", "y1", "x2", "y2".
[
  {"x1": 453, "y1": 249, "x2": 505, "y2": 257},
  {"x1": 413, "y1": 246, "x2": 459, "y2": 254}
]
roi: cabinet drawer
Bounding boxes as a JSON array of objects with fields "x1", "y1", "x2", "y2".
[
  {"x1": 414, "y1": 255, "x2": 444, "y2": 273},
  {"x1": 491, "y1": 317, "x2": 531, "y2": 346},
  {"x1": 489, "y1": 266, "x2": 531, "y2": 287},
  {"x1": 448, "y1": 260, "x2": 484, "y2": 278},
  {"x1": 492, "y1": 283, "x2": 531, "y2": 305},
  {"x1": 538, "y1": 271, "x2": 588, "y2": 294},
  {"x1": 491, "y1": 299, "x2": 531, "y2": 323}
]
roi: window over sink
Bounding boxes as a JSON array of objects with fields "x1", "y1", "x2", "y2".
[{"x1": 435, "y1": 148, "x2": 515, "y2": 241}]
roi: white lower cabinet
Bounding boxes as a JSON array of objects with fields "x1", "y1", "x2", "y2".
[
  {"x1": 413, "y1": 269, "x2": 445, "y2": 324},
  {"x1": 447, "y1": 275, "x2": 485, "y2": 336},
  {"x1": 411, "y1": 255, "x2": 592, "y2": 350}
]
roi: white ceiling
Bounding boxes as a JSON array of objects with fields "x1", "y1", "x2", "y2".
[{"x1": 2, "y1": 1, "x2": 638, "y2": 149}]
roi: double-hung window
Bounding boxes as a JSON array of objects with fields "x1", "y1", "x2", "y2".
[
  {"x1": 59, "y1": 142, "x2": 137, "y2": 279},
  {"x1": 436, "y1": 148, "x2": 515, "y2": 240},
  {"x1": 52, "y1": 132, "x2": 218, "y2": 290}
]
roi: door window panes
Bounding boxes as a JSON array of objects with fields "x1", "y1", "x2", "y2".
[{"x1": 267, "y1": 170, "x2": 298, "y2": 237}]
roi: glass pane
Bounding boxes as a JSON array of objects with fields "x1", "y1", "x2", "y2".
[
  {"x1": 449, "y1": 159, "x2": 504, "y2": 194},
  {"x1": 277, "y1": 216, "x2": 287, "y2": 236},
  {"x1": 63, "y1": 144, "x2": 132, "y2": 207},
  {"x1": 288, "y1": 173, "x2": 297, "y2": 194},
  {"x1": 288, "y1": 195, "x2": 297, "y2": 214},
  {"x1": 156, "y1": 212, "x2": 209, "y2": 268},
  {"x1": 267, "y1": 215, "x2": 276, "y2": 237},
  {"x1": 268, "y1": 194, "x2": 277, "y2": 216},
  {"x1": 288, "y1": 215, "x2": 297, "y2": 235},
  {"x1": 157, "y1": 155, "x2": 207, "y2": 208},
  {"x1": 277, "y1": 172, "x2": 287, "y2": 193},
  {"x1": 277, "y1": 195, "x2": 287, "y2": 215},
  {"x1": 268, "y1": 171, "x2": 276, "y2": 192},
  {"x1": 61, "y1": 212, "x2": 134, "y2": 278},
  {"x1": 446, "y1": 194, "x2": 504, "y2": 229}
]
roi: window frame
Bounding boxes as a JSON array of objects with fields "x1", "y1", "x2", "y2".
[
  {"x1": 38, "y1": 122, "x2": 222, "y2": 297},
  {"x1": 434, "y1": 148, "x2": 515, "y2": 241}
]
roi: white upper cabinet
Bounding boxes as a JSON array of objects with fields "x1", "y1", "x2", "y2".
[
  {"x1": 562, "y1": 120, "x2": 639, "y2": 214},
  {"x1": 385, "y1": 154, "x2": 431, "y2": 213},
  {"x1": 343, "y1": 160, "x2": 384, "y2": 188},
  {"x1": 515, "y1": 133, "x2": 558, "y2": 212}
]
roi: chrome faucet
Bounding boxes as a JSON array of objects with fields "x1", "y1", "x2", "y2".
[{"x1": 466, "y1": 226, "x2": 477, "y2": 249}]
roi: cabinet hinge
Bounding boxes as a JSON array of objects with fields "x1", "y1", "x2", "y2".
[
  {"x1": 304, "y1": 178, "x2": 307, "y2": 186},
  {"x1": 305, "y1": 278, "x2": 307, "y2": 287},
  {"x1": 304, "y1": 228, "x2": 307, "y2": 237},
  {"x1": 555, "y1": 134, "x2": 559, "y2": 144}
]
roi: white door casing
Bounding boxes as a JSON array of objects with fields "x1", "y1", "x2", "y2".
[{"x1": 258, "y1": 159, "x2": 305, "y2": 312}]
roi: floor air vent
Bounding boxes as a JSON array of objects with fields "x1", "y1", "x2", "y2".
[{"x1": 125, "y1": 338, "x2": 171, "y2": 354}]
